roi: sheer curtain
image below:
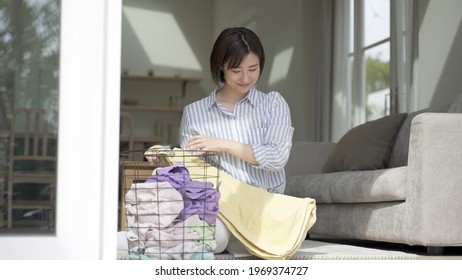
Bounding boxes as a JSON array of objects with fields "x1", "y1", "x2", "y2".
[
  {"x1": 308, "y1": 0, "x2": 334, "y2": 141},
  {"x1": 330, "y1": 0, "x2": 351, "y2": 142},
  {"x1": 391, "y1": 0, "x2": 416, "y2": 114}
]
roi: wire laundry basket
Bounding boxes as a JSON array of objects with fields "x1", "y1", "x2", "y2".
[{"x1": 120, "y1": 147, "x2": 221, "y2": 260}]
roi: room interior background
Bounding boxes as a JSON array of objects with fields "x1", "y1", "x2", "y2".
[
  {"x1": 120, "y1": 0, "x2": 462, "y2": 149},
  {"x1": 1, "y1": 0, "x2": 462, "y2": 256}
]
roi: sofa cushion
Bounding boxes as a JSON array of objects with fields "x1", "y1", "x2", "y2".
[
  {"x1": 389, "y1": 103, "x2": 452, "y2": 168},
  {"x1": 322, "y1": 113, "x2": 407, "y2": 173},
  {"x1": 448, "y1": 92, "x2": 462, "y2": 113},
  {"x1": 285, "y1": 166, "x2": 407, "y2": 203}
]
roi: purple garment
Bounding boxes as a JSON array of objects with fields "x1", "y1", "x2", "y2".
[
  {"x1": 146, "y1": 163, "x2": 220, "y2": 225},
  {"x1": 148, "y1": 163, "x2": 190, "y2": 190}
]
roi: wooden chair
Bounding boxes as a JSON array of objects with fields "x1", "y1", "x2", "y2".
[
  {"x1": 7, "y1": 109, "x2": 58, "y2": 230},
  {"x1": 120, "y1": 111, "x2": 135, "y2": 160}
]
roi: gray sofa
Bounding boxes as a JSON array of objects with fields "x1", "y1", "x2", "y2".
[{"x1": 284, "y1": 93, "x2": 462, "y2": 254}]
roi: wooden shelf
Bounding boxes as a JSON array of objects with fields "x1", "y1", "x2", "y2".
[
  {"x1": 120, "y1": 136, "x2": 162, "y2": 143},
  {"x1": 121, "y1": 75, "x2": 201, "y2": 83},
  {"x1": 121, "y1": 105, "x2": 183, "y2": 112},
  {"x1": 121, "y1": 75, "x2": 201, "y2": 97}
]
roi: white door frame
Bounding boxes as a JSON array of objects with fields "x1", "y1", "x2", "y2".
[{"x1": 0, "y1": 0, "x2": 121, "y2": 259}]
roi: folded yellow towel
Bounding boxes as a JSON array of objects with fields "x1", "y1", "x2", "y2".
[
  {"x1": 217, "y1": 185, "x2": 316, "y2": 260},
  {"x1": 147, "y1": 148, "x2": 317, "y2": 260}
]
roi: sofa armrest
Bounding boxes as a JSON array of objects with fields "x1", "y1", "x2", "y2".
[
  {"x1": 406, "y1": 112, "x2": 462, "y2": 245},
  {"x1": 285, "y1": 141, "x2": 336, "y2": 177}
]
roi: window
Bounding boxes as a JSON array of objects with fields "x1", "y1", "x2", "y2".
[
  {"x1": 351, "y1": 0, "x2": 391, "y2": 124},
  {"x1": 0, "y1": 0, "x2": 121, "y2": 259},
  {"x1": 0, "y1": 0, "x2": 60, "y2": 233},
  {"x1": 364, "y1": 0, "x2": 391, "y2": 121},
  {"x1": 332, "y1": 0, "x2": 413, "y2": 141}
]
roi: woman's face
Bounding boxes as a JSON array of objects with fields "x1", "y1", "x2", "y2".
[{"x1": 222, "y1": 52, "x2": 260, "y2": 95}]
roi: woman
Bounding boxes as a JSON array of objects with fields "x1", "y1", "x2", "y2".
[{"x1": 179, "y1": 27, "x2": 294, "y2": 253}]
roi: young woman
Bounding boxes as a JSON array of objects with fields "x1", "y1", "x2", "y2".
[{"x1": 179, "y1": 27, "x2": 294, "y2": 253}]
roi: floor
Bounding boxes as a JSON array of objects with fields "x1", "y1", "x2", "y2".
[{"x1": 310, "y1": 237, "x2": 462, "y2": 260}]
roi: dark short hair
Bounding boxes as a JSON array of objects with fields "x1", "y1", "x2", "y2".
[{"x1": 210, "y1": 27, "x2": 265, "y2": 86}]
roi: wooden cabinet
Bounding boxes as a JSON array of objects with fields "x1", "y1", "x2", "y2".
[
  {"x1": 121, "y1": 75, "x2": 201, "y2": 83},
  {"x1": 120, "y1": 75, "x2": 201, "y2": 112}
]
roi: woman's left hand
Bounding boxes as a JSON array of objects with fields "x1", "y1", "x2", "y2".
[
  {"x1": 185, "y1": 135, "x2": 225, "y2": 152},
  {"x1": 186, "y1": 135, "x2": 258, "y2": 165}
]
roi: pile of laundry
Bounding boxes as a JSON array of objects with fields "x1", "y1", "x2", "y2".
[{"x1": 124, "y1": 163, "x2": 220, "y2": 260}]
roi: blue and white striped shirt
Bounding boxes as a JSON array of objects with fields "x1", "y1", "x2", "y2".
[{"x1": 179, "y1": 87, "x2": 294, "y2": 194}]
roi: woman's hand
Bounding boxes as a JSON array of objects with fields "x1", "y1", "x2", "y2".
[
  {"x1": 185, "y1": 135, "x2": 225, "y2": 152},
  {"x1": 185, "y1": 135, "x2": 258, "y2": 165}
]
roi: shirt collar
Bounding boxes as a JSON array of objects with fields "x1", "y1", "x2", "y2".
[
  {"x1": 207, "y1": 87, "x2": 257, "y2": 108},
  {"x1": 245, "y1": 87, "x2": 257, "y2": 106},
  {"x1": 206, "y1": 89, "x2": 219, "y2": 109}
]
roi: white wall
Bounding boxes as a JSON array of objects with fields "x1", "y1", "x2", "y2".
[
  {"x1": 213, "y1": 0, "x2": 257, "y2": 36},
  {"x1": 416, "y1": 0, "x2": 462, "y2": 109},
  {"x1": 121, "y1": 0, "x2": 214, "y2": 144},
  {"x1": 256, "y1": 0, "x2": 310, "y2": 141}
]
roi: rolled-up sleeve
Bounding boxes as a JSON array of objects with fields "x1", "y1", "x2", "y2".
[
  {"x1": 178, "y1": 106, "x2": 192, "y2": 149},
  {"x1": 252, "y1": 92, "x2": 294, "y2": 171}
]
